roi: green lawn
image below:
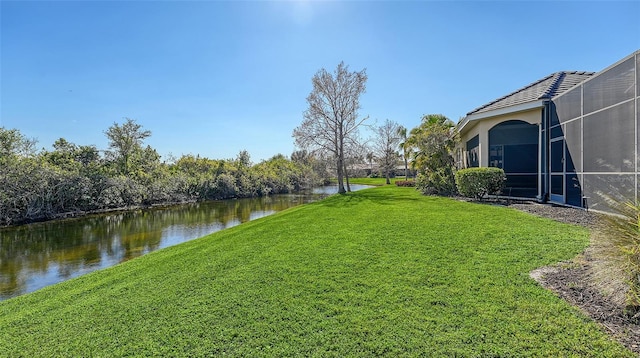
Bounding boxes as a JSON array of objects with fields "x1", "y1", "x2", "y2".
[
  {"x1": 347, "y1": 177, "x2": 395, "y2": 186},
  {"x1": 332, "y1": 177, "x2": 402, "y2": 186},
  {"x1": 0, "y1": 186, "x2": 632, "y2": 356},
  {"x1": 349, "y1": 177, "x2": 416, "y2": 186}
]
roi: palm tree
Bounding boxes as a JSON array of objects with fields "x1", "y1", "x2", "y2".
[
  {"x1": 397, "y1": 125, "x2": 409, "y2": 180},
  {"x1": 406, "y1": 114, "x2": 458, "y2": 195},
  {"x1": 366, "y1": 152, "x2": 374, "y2": 176}
]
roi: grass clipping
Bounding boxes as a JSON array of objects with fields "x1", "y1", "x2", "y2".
[{"x1": 590, "y1": 201, "x2": 640, "y2": 320}]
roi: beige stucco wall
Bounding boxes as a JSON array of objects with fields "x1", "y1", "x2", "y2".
[{"x1": 458, "y1": 108, "x2": 542, "y2": 168}]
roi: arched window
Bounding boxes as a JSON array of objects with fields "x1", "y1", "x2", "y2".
[{"x1": 488, "y1": 120, "x2": 538, "y2": 197}]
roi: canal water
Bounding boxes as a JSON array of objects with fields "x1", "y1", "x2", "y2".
[{"x1": 0, "y1": 185, "x2": 371, "y2": 300}]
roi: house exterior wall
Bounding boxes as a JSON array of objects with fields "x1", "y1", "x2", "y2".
[
  {"x1": 457, "y1": 50, "x2": 639, "y2": 212},
  {"x1": 458, "y1": 108, "x2": 541, "y2": 168}
]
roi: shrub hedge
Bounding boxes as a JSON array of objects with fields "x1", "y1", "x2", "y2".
[
  {"x1": 455, "y1": 167, "x2": 505, "y2": 199},
  {"x1": 395, "y1": 180, "x2": 415, "y2": 187}
]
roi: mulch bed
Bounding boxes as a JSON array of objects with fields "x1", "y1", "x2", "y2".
[{"x1": 505, "y1": 201, "x2": 640, "y2": 354}]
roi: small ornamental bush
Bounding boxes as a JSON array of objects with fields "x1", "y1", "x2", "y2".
[
  {"x1": 415, "y1": 169, "x2": 457, "y2": 196},
  {"x1": 455, "y1": 167, "x2": 505, "y2": 199},
  {"x1": 395, "y1": 180, "x2": 415, "y2": 187},
  {"x1": 595, "y1": 200, "x2": 640, "y2": 318}
]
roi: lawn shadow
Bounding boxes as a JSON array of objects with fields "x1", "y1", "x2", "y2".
[{"x1": 319, "y1": 187, "x2": 424, "y2": 208}]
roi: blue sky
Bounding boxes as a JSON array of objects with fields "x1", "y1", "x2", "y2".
[{"x1": 1, "y1": 1, "x2": 639, "y2": 162}]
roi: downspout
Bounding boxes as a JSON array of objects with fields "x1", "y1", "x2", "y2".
[
  {"x1": 539, "y1": 100, "x2": 550, "y2": 203},
  {"x1": 537, "y1": 104, "x2": 544, "y2": 202}
]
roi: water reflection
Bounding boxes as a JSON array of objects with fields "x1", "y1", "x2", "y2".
[{"x1": 0, "y1": 185, "x2": 371, "y2": 300}]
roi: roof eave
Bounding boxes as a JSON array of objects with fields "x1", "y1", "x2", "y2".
[{"x1": 458, "y1": 100, "x2": 546, "y2": 133}]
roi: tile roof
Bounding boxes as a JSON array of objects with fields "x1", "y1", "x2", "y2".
[{"x1": 466, "y1": 71, "x2": 595, "y2": 116}]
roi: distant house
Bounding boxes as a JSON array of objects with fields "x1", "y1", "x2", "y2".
[{"x1": 457, "y1": 50, "x2": 639, "y2": 213}]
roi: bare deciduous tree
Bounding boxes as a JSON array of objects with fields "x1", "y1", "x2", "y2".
[
  {"x1": 373, "y1": 119, "x2": 401, "y2": 184},
  {"x1": 292, "y1": 62, "x2": 368, "y2": 194},
  {"x1": 342, "y1": 135, "x2": 369, "y2": 191}
]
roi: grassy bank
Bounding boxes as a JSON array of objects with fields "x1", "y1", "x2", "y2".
[
  {"x1": 0, "y1": 186, "x2": 632, "y2": 356},
  {"x1": 345, "y1": 177, "x2": 395, "y2": 186}
]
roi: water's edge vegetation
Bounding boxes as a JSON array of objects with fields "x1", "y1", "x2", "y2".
[
  {"x1": 0, "y1": 185, "x2": 632, "y2": 356},
  {"x1": 1, "y1": 123, "x2": 329, "y2": 227}
]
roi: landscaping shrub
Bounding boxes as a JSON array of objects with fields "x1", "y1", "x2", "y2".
[
  {"x1": 455, "y1": 167, "x2": 505, "y2": 199},
  {"x1": 407, "y1": 114, "x2": 458, "y2": 196},
  {"x1": 594, "y1": 201, "x2": 640, "y2": 319},
  {"x1": 395, "y1": 180, "x2": 415, "y2": 187},
  {"x1": 415, "y1": 168, "x2": 457, "y2": 196}
]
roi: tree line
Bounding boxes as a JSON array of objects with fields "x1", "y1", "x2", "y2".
[{"x1": 0, "y1": 120, "x2": 328, "y2": 227}]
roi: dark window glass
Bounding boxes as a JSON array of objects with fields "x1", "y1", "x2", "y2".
[
  {"x1": 489, "y1": 120, "x2": 538, "y2": 175},
  {"x1": 489, "y1": 145, "x2": 503, "y2": 168},
  {"x1": 466, "y1": 135, "x2": 479, "y2": 150},
  {"x1": 551, "y1": 175, "x2": 563, "y2": 195},
  {"x1": 550, "y1": 140, "x2": 564, "y2": 173},
  {"x1": 466, "y1": 135, "x2": 479, "y2": 167},
  {"x1": 550, "y1": 125, "x2": 564, "y2": 139},
  {"x1": 503, "y1": 144, "x2": 537, "y2": 173},
  {"x1": 489, "y1": 121, "x2": 538, "y2": 145}
]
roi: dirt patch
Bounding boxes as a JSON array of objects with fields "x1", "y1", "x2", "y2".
[
  {"x1": 531, "y1": 259, "x2": 640, "y2": 354},
  {"x1": 504, "y1": 201, "x2": 640, "y2": 354}
]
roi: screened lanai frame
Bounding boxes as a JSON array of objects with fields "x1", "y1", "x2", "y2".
[{"x1": 548, "y1": 50, "x2": 639, "y2": 212}]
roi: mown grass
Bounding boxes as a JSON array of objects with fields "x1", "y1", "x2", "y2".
[
  {"x1": 0, "y1": 186, "x2": 632, "y2": 356},
  {"x1": 347, "y1": 177, "x2": 397, "y2": 186}
]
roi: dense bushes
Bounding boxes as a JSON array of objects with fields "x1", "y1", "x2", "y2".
[
  {"x1": 0, "y1": 125, "x2": 326, "y2": 227},
  {"x1": 415, "y1": 169, "x2": 457, "y2": 196},
  {"x1": 395, "y1": 180, "x2": 415, "y2": 187},
  {"x1": 0, "y1": 153, "x2": 321, "y2": 226},
  {"x1": 455, "y1": 167, "x2": 505, "y2": 199}
]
